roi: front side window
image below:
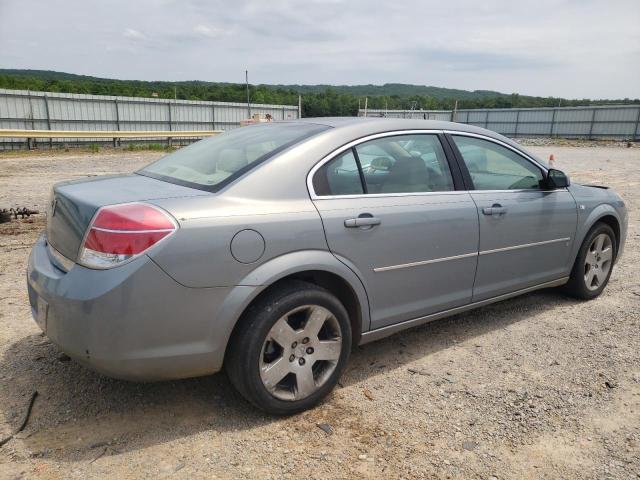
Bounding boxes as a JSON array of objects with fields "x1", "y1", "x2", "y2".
[
  {"x1": 452, "y1": 136, "x2": 543, "y2": 190},
  {"x1": 140, "y1": 123, "x2": 328, "y2": 192}
]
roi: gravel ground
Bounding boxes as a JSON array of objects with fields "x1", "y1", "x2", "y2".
[{"x1": 0, "y1": 143, "x2": 638, "y2": 479}]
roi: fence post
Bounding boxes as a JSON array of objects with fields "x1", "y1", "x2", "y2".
[
  {"x1": 43, "y1": 95, "x2": 52, "y2": 148},
  {"x1": 588, "y1": 108, "x2": 596, "y2": 140},
  {"x1": 27, "y1": 91, "x2": 35, "y2": 150},
  {"x1": 113, "y1": 99, "x2": 120, "y2": 147},
  {"x1": 634, "y1": 107, "x2": 640, "y2": 141},
  {"x1": 514, "y1": 110, "x2": 520, "y2": 137},
  {"x1": 484, "y1": 110, "x2": 489, "y2": 128},
  {"x1": 167, "y1": 101, "x2": 172, "y2": 147},
  {"x1": 550, "y1": 108, "x2": 557, "y2": 137},
  {"x1": 211, "y1": 104, "x2": 216, "y2": 130}
]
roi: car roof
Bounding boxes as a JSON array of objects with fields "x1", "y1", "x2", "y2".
[
  {"x1": 286, "y1": 117, "x2": 545, "y2": 164},
  {"x1": 287, "y1": 116, "x2": 512, "y2": 141}
]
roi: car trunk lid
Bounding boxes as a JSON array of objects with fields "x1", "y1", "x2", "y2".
[{"x1": 47, "y1": 174, "x2": 208, "y2": 261}]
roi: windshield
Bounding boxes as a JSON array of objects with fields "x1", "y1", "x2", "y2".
[{"x1": 139, "y1": 122, "x2": 328, "y2": 192}]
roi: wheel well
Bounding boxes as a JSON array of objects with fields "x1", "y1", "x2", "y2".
[
  {"x1": 597, "y1": 215, "x2": 620, "y2": 255},
  {"x1": 227, "y1": 271, "x2": 363, "y2": 358}
]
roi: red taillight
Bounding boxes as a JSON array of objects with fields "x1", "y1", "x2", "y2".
[
  {"x1": 79, "y1": 203, "x2": 176, "y2": 269},
  {"x1": 91, "y1": 203, "x2": 175, "y2": 231},
  {"x1": 84, "y1": 229, "x2": 171, "y2": 255}
]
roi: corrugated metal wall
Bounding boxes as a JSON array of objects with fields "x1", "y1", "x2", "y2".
[
  {"x1": 0, "y1": 89, "x2": 299, "y2": 148},
  {"x1": 360, "y1": 105, "x2": 640, "y2": 140}
]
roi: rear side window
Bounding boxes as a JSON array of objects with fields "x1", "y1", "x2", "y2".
[
  {"x1": 312, "y1": 150, "x2": 364, "y2": 196},
  {"x1": 452, "y1": 136, "x2": 543, "y2": 190},
  {"x1": 312, "y1": 134, "x2": 455, "y2": 197},
  {"x1": 357, "y1": 134, "x2": 454, "y2": 194},
  {"x1": 140, "y1": 123, "x2": 328, "y2": 192}
]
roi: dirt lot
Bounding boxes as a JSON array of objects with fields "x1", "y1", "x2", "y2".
[{"x1": 0, "y1": 143, "x2": 639, "y2": 479}]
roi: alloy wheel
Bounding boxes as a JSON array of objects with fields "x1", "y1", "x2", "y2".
[
  {"x1": 584, "y1": 233, "x2": 613, "y2": 291},
  {"x1": 259, "y1": 305, "x2": 342, "y2": 401}
]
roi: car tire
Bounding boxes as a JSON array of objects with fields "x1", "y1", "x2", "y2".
[
  {"x1": 225, "y1": 280, "x2": 352, "y2": 415},
  {"x1": 564, "y1": 222, "x2": 617, "y2": 300}
]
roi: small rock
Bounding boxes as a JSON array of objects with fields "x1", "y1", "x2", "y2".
[
  {"x1": 58, "y1": 353, "x2": 71, "y2": 362},
  {"x1": 363, "y1": 389, "x2": 374, "y2": 401},
  {"x1": 462, "y1": 441, "x2": 478, "y2": 451},
  {"x1": 407, "y1": 368, "x2": 430, "y2": 376},
  {"x1": 317, "y1": 423, "x2": 333, "y2": 435}
]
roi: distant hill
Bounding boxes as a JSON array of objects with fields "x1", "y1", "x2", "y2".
[
  {"x1": 266, "y1": 82, "x2": 508, "y2": 100},
  {"x1": 0, "y1": 69, "x2": 509, "y2": 99},
  {"x1": 0, "y1": 69, "x2": 637, "y2": 117}
]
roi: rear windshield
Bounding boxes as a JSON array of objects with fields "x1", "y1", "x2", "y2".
[{"x1": 138, "y1": 123, "x2": 328, "y2": 192}]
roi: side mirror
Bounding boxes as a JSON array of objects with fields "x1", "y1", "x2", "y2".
[{"x1": 544, "y1": 169, "x2": 570, "y2": 189}]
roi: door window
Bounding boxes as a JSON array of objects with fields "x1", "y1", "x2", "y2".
[
  {"x1": 356, "y1": 134, "x2": 454, "y2": 194},
  {"x1": 312, "y1": 149, "x2": 364, "y2": 196},
  {"x1": 451, "y1": 136, "x2": 543, "y2": 190}
]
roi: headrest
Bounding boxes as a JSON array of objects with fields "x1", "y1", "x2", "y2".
[{"x1": 217, "y1": 149, "x2": 247, "y2": 173}]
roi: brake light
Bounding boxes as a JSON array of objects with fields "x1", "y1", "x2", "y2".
[{"x1": 79, "y1": 203, "x2": 177, "y2": 269}]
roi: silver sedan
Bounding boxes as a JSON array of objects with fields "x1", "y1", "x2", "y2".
[{"x1": 27, "y1": 118, "x2": 628, "y2": 414}]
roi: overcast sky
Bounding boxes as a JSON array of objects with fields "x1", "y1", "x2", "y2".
[{"x1": 0, "y1": 0, "x2": 638, "y2": 99}]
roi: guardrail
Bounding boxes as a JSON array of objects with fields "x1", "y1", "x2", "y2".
[
  {"x1": 0, "y1": 129, "x2": 221, "y2": 138},
  {"x1": 0, "y1": 129, "x2": 221, "y2": 149}
]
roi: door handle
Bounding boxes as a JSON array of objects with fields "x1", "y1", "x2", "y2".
[
  {"x1": 344, "y1": 214, "x2": 381, "y2": 228},
  {"x1": 482, "y1": 204, "x2": 508, "y2": 216}
]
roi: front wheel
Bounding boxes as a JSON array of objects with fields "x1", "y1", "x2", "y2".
[
  {"x1": 225, "y1": 281, "x2": 352, "y2": 415},
  {"x1": 564, "y1": 222, "x2": 616, "y2": 300}
]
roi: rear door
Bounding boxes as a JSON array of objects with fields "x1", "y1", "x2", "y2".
[
  {"x1": 310, "y1": 132, "x2": 479, "y2": 330},
  {"x1": 448, "y1": 133, "x2": 577, "y2": 301}
]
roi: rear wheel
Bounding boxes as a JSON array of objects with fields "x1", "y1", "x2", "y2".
[
  {"x1": 564, "y1": 223, "x2": 616, "y2": 299},
  {"x1": 225, "y1": 281, "x2": 351, "y2": 415}
]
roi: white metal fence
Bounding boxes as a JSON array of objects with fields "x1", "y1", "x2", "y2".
[
  {"x1": 0, "y1": 89, "x2": 299, "y2": 149},
  {"x1": 3, "y1": 89, "x2": 638, "y2": 149},
  {"x1": 359, "y1": 105, "x2": 640, "y2": 140}
]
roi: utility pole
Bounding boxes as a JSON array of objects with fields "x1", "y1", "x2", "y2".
[
  {"x1": 298, "y1": 95, "x2": 302, "y2": 118},
  {"x1": 245, "y1": 70, "x2": 251, "y2": 118}
]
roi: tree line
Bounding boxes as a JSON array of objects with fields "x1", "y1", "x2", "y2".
[{"x1": 0, "y1": 70, "x2": 637, "y2": 117}]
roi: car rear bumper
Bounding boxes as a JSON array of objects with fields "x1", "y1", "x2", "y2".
[{"x1": 27, "y1": 234, "x2": 247, "y2": 381}]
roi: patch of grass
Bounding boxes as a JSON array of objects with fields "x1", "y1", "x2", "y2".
[
  {"x1": 125, "y1": 143, "x2": 173, "y2": 152},
  {"x1": 87, "y1": 143, "x2": 100, "y2": 153}
]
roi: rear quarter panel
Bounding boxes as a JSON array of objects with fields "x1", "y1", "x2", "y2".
[{"x1": 148, "y1": 197, "x2": 328, "y2": 287}]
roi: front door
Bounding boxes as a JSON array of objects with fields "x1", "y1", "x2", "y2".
[
  {"x1": 310, "y1": 132, "x2": 479, "y2": 330},
  {"x1": 449, "y1": 134, "x2": 578, "y2": 301}
]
